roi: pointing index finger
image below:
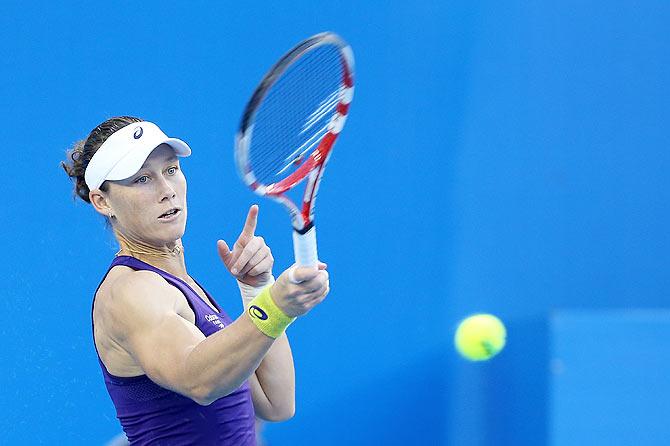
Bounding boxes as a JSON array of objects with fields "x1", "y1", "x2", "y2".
[{"x1": 241, "y1": 204, "x2": 259, "y2": 237}]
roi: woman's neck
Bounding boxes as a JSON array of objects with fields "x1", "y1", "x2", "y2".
[{"x1": 114, "y1": 229, "x2": 189, "y2": 280}]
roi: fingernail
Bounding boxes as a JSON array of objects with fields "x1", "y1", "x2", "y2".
[{"x1": 232, "y1": 268, "x2": 238, "y2": 274}]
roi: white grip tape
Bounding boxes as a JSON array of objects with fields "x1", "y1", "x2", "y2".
[
  {"x1": 287, "y1": 267, "x2": 300, "y2": 284},
  {"x1": 293, "y1": 226, "x2": 318, "y2": 268}
]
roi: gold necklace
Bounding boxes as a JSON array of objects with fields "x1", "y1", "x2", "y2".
[{"x1": 114, "y1": 229, "x2": 184, "y2": 259}]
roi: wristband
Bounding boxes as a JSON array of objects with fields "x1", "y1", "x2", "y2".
[{"x1": 246, "y1": 286, "x2": 296, "y2": 339}]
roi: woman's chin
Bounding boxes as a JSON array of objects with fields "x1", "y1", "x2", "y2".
[{"x1": 155, "y1": 224, "x2": 186, "y2": 243}]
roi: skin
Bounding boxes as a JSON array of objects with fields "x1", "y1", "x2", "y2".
[{"x1": 88, "y1": 144, "x2": 330, "y2": 420}]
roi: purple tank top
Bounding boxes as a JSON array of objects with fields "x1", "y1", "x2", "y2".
[{"x1": 92, "y1": 255, "x2": 256, "y2": 445}]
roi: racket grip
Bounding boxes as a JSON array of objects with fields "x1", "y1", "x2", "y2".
[{"x1": 293, "y1": 226, "x2": 318, "y2": 267}]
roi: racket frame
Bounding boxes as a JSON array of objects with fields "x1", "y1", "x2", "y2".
[{"x1": 235, "y1": 32, "x2": 354, "y2": 265}]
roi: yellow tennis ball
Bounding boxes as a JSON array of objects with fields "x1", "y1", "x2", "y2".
[{"x1": 454, "y1": 314, "x2": 506, "y2": 361}]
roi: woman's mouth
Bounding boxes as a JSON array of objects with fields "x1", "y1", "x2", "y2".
[{"x1": 158, "y1": 208, "x2": 181, "y2": 221}]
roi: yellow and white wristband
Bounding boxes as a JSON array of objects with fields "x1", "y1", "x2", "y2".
[{"x1": 245, "y1": 285, "x2": 296, "y2": 339}]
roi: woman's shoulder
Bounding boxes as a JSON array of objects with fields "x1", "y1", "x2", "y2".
[
  {"x1": 96, "y1": 266, "x2": 181, "y2": 314},
  {"x1": 109, "y1": 265, "x2": 168, "y2": 289},
  {"x1": 94, "y1": 266, "x2": 174, "y2": 377},
  {"x1": 96, "y1": 266, "x2": 187, "y2": 341}
]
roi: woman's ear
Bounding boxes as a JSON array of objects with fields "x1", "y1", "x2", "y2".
[{"x1": 89, "y1": 188, "x2": 113, "y2": 219}]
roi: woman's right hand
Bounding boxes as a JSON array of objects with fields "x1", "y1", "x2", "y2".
[{"x1": 270, "y1": 262, "x2": 330, "y2": 318}]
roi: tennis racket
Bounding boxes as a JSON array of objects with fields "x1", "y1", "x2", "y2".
[{"x1": 235, "y1": 32, "x2": 355, "y2": 268}]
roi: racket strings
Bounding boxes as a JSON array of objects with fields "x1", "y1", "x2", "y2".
[{"x1": 249, "y1": 44, "x2": 343, "y2": 186}]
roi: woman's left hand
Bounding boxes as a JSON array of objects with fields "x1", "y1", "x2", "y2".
[{"x1": 217, "y1": 204, "x2": 274, "y2": 288}]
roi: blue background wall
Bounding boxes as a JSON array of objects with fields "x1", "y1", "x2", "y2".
[{"x1": 1, "y1": 1, "x2": 668, "y2": 444}]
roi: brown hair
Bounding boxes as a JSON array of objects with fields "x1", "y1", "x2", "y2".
[{"x1": 61, "y1": 116, "x2": 143, "y2": 203}]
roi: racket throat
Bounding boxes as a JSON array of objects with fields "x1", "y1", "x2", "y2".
[{"x1": 295, "y1": 220, "x2": 315, "y2": 235}]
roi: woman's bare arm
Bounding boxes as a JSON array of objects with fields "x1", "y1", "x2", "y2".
[
  {"x1": 106, "y1": 270, "x2": 275, "y2": 405},
  {"x1": 248, "y1": 333, "x2": 295, "y2": 421},
  {"x1": 105, "y1": 264, "x2": 328, "y2": 406}
]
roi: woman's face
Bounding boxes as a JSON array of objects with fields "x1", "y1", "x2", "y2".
[{"x1": 103, "y1": 144, "x2": 188, "y2": 246}]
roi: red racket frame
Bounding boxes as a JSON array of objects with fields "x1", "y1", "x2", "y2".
[{"x1": 235, "y1": 32, "x2": 354, "y2": 234}]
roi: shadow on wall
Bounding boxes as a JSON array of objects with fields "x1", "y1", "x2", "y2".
[{"x1": 484, "y1": 316, "x2": 549, "y2": 446}]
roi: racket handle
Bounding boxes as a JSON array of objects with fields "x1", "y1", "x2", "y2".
[{"x1": 293, "y1": 226, "x2": 318, "y2": 267}]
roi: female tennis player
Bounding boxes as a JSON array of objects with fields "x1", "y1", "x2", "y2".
[{"x1": 61, "y1": 116, "x2": 330, "y2": 445}]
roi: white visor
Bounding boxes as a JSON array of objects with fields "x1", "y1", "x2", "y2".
[{"x1": 84, "y1": 121, "x2": 191, "y2": 191}]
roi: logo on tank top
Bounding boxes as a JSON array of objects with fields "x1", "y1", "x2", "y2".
[{"x1": 205, "y1": 314, "x2": 225, "y2": 329}]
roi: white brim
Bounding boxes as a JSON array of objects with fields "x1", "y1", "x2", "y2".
[{"x1": 105, "y1": 138, "x2": 191, "y2": 181}]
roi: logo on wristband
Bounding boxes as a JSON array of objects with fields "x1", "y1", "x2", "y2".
[{"x1": 249, "y1": 305, "x2": 269, "y2": 320}]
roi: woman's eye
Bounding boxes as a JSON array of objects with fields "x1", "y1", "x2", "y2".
[
  {"x1": 136, "y1": 176, "x2": 149, "y2": 184},
  {"x1": 167, "y1": 166, "x2": 178, "y2": 175}
]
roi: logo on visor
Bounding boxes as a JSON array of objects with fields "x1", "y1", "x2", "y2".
[{"x1": 133, "y1": 126, "x2": 143, "y2": 139}]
